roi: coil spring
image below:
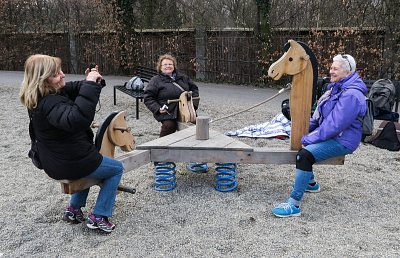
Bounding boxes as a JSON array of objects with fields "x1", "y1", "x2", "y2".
[
  {"x1": 214, "y1": 163, "x2": 237, "y2": 192},
  {"x1": 153, "y1": 162, "x2": 177, "y2": 191},
  {"x1": 187, "y1": 162, "x2": 209, "y2": 173}
]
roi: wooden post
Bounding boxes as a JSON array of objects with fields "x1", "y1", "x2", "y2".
[
  {"x1": 267, "y1": 40, "x2": 314, "y2": 151},
  {"x1": 196, "y1": 116, "x2": 209, "y2": 140},
  {"x1": 290, "y1": 61, "x2": 313, "y2": 150}
]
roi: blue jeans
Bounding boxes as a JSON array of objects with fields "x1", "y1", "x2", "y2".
[
  {"x1": 288, "y1": 139, "x2": 352, "y2": 206},
  {"x1": 69, "y1": 156, "x2": 124, "y2": 217}
]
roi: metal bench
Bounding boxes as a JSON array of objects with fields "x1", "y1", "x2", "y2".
[{"x1": 113, "y1": 66, "x2": 158, "y2": 119}]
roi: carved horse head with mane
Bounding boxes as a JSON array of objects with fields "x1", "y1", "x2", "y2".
[
  {"x1": 268, "y1": 40, "x2": 318, "y2": 150},
  {"x1": 94, "y1": 111, "x2": 135, "y2": 157}
]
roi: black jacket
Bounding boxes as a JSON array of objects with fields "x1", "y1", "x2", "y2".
[
  {"x1": 31, "y1": 80, "x2": 103, "y2": 180},
  {"x1": 144, "y1": 71, "x2": 199, "y2": 122}
]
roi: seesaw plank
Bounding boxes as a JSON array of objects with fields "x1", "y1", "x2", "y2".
[{"x1": 148, "y1": 148, "x2": 344, "y2": 165}]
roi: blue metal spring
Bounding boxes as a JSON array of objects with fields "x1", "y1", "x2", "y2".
[
  {"x1": 153, "y1": 162, "x2": 177, "y2": 191},
  {"x1": 214, "y1": 163, "x2": 237, "y2": 192},
  {"x1": 187, "y1": 162, "x2": 209, "y2": 173}
]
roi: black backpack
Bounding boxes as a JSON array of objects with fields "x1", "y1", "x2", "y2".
[
  {"x1": 368, "y1": 121, "x2": 400, "y2": 151},
  {"x1": 360, "y1": 98, "x2": 374, "y2": 136},
  {"x1": 368, "y1": 79, "x2": 396, "y2": 116}
]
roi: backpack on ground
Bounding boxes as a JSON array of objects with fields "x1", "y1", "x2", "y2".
[
  {"x1": 360, "y1": 97, "x2": 374, "y2": 137},
  {"x1": 368, "y1": 121, "x2": 400, "y2": 151},
  {"x1": 125, "y1": 76, "x2": 144, "y2": 91},
  {"x1": 368, "y1": 79, "x2": 396, "y2": 116}
]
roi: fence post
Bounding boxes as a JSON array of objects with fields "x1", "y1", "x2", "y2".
[
  {"x1": 68, "y1": 32, "x2": 78, "y2": 74},
  {"x1": 195, "y1": 27, "x2": 206, "y2": 80}
]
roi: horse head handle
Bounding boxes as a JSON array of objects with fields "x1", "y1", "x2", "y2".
[
  {"x1": 268, "y1": 39, "x2": 310, "y2": 80},
  {"x1": 107, "y1": 111, "x2": 135, "y2": 152},
  {"x1": 94, "y1": 111, "x2": 135, "y2": 158}
]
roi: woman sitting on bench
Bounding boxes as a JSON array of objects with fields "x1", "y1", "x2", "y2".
[{"x1": 19, "y1": 54, "x2": 122, "y2": 233}]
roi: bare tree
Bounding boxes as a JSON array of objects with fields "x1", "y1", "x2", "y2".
[{"x1": 1, "y1": 0, "x2": 399, "y2": 79}]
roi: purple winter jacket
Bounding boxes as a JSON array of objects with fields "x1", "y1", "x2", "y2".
[{"x1": 301, "y1": 72, "x2": 368, "y2": 152}]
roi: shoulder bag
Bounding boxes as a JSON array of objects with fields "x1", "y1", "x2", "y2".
[{"x1": 28, "y1": 110, "x2": 43, "y2": 169}]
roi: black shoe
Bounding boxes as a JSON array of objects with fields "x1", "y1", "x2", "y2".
[{"x1": 63, "y1": 205, "x2": 85, "y2": 223}]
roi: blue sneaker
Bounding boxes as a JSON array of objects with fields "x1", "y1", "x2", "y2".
[
  {"x1": 306, "y1": 182, "x2": 320, "y2": 193},
  {"x1": 272, "y1": 202, "x2": 301, "y2": 218}
]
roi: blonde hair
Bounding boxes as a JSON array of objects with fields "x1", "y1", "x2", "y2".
[
  {"x1": 19, "y1": 54, "x2": 61, "y2": 109},
  {"x1": 156, "y1": 54, "x2": 177, "y2": 72}
]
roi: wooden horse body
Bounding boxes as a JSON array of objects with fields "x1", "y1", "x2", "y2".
[
  {"x1": 59, "y1": 111, "x2": 135, "y2": 194},
  {"x1": 168, "y1": 91, "x2": 200, "y2": 124},
  {"x1": 268, "y1": 40, "x2": 314, "y2": 150}
]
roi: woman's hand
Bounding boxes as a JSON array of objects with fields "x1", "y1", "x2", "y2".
[
  {"x1": 159, "y1": 104, "x2": 170, "y2": 115},
  {"x1": 85, "y1": 65, "x2": 103, "y2": 83}
]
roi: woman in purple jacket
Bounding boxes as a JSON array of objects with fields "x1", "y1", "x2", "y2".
[{"x1": 272, "y1": 54, "x2": 368, "y2": 217}]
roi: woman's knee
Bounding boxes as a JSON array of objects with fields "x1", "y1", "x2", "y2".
[
  {"x1": 296, "y1": 148, "x2": 315, "y2": 171},
  {"x1": 160, "y1": 120, "x2": 177, "y2": 136},
  {"x1": 113, "y1": 160, "x2": 124, "y2": 176},
  {"x1": 104, "y1": 156, "x2": 124, "y2": 175}
]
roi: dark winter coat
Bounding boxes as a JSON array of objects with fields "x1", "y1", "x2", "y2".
[
  {"x1": 143, "y1": 71, "x2": 199, "y2": 122},
  {"x1": 30, "y1": 80, "x2": 103, "y2": 180}
]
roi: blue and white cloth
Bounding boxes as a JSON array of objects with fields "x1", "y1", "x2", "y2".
[{"x1": 225, "y1": 113, "x2": 291, "y2": 138}]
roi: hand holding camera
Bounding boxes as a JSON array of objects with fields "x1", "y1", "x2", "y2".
[{"x1": 86, "y1": 63, "x2": 106, "y2": 88}]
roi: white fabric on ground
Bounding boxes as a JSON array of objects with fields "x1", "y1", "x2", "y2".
[{"x1": 225, "y1": 113, "x2": 291, "y2": 138}]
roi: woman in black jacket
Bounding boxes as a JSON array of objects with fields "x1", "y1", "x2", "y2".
[
  {"x1": 144, "y1": 54, "x2": 200, "y2": 137},
  {"x1": 19, "y1": 54, "x2": 122, "y2": 233}
]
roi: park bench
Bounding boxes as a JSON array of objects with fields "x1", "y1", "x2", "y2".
[{"x1": 113, "y1": 66, "x2": 158, "y2": 119}]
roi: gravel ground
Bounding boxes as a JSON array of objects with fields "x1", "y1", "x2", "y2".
[{"x1": 0, "y1": 71, "x2": 399, "y2": 257}]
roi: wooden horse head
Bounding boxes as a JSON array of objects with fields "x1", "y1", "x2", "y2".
[
  {"x1": 94, "y1": 111, "x2": 135, "y2": 157},
  {"x1": 268, "y1": 40, "x2": 310, "y2": 80},
  {"x1": 268, "y1": 40, "x2": 316, "y2": 150}
]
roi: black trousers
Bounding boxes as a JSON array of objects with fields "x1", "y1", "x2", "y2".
[{"x1": 160, "y1": 119, "x2": 178, "y2": 137}]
